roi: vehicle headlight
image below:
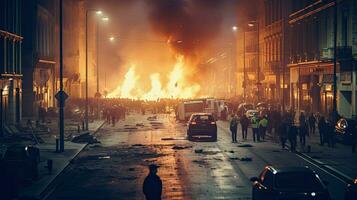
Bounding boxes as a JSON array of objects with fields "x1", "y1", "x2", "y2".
[{"x1": 311, "y1": 192, "x2": 316, "y2": 197}]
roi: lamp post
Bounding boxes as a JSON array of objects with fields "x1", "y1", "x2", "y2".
[
  {"x1": 332, "y1": 0, "x2": 338, "y2": 121},
  {"x1": 248, "y1": 21, "x2": 260, "y2": 102},
  {"x1": 232, "y1": 26, "x2": 238, "y2": 97},
  {"x1": 85, "y1": 9, "x2": 103, "y2": 130},
  {"x1": 95, "y1": 16, "x2": 109, "y2": 119}
]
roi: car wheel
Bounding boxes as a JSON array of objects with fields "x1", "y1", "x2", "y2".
[{"x1": 212, "y1": 134, "x2": 217, "y2": 142}]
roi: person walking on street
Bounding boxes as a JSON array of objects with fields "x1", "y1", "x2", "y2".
[
  {"x1": 299, "y1": 112, "x2": 307, "y2": 136},
  {"x1": 288, "y1": 124, "x2": 298, "y2": 152},
  {"x1": 278, "y1": 120, "x2": 288, "y2": 149},
  {"x1": 318, "y1": 116, "x2": 326, "y2": 145},
  {"x1": 259, "y1": 115, "x2": 268, "y2": 141},
  {"x1": 240, "y1": 114, "x2": 249, "y2": 140},
  {"x1": 308, "y1": 113, "x2": 316, "y2": 135},
  {"x1": 326, "y1": 121, "x2": 335, "y2": 148},
  {"x1": 299, "y1": 120, "x2": 308, "y2": 146},
  {"x1": 143, "y1": 164, "x2": 162, "y2": 200},
  {"x1": 230, "y1": 114, "x2": 239, "y2": 143},
  {"x1": 251, "y1": 115, "x2": 260, "y2": 142}
]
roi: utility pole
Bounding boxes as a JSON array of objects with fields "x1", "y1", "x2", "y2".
[
  {"x1": 333, "y1": 0, "x2": 338, "y2": 121},
  {"x1": 58, "y1": 0, "x2": 65, "y2": 152},
  {"x1": 85, "y1": 10, "x2": 89, "y2": 131},
  {"x1": 243, "y1": 32, "x2": 246, "y2": 100},
  {"x1": 257, "y1": 22, "x2": 260, "y2": 102}
]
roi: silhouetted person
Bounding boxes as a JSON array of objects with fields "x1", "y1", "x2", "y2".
[
  {"x1": 318, "y1": 116, "x2": 326, "y2": 145},
  {"x1": 240, "y1": 114, "x2": 249, "y2": 140},
  {"x1": 230, "y1": 114, "x2": 238, "y2": 143},
  {"x1": 278, "y1": 120, "x2": 288, "y2": 149},
  {"x1": 143, "y1": 164, "x2": 162, "y2": 200},
  {"x1": 299, "y1": 121, "x2": 308, "y2": 146},
  {"x1": 308, "y1": 113, "x2": 316, "y2": 135},
  {"x1": 288, "y1": 124, "x2": 298, "y2": 152},
  {"x1": 259, "y1": 116, "x2": 268, "y2": 141},
  {"x1": 251, "y1": 115, "x2": 260, "y2": 142}
]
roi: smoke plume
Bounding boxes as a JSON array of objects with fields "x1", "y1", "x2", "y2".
[{"x1": 146, "y1": 0, "x2": 226, "y2": 61}]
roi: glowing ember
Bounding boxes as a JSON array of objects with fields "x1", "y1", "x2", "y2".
[{"x1": 107, "y1": 56, "x2": 200, "y2": 100}]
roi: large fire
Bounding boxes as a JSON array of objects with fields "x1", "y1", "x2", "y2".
[{"x1": 107, "y1": 56, "x2": 200, "y2": 100}]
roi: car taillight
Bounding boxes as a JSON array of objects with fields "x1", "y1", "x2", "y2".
[{"x1": 210, "y1": 121, "x2": 216, "y2": 124}]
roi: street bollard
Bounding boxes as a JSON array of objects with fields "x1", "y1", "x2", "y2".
[
  {"x1": 47, "y1": 159, "x2": 53, "y2": 174},
  {"x1": 56, "y1": 138, "x2": 59, "y2": 152},
  {"x1": 78, "y1": 124, "x2": 80, "y2": 133}
]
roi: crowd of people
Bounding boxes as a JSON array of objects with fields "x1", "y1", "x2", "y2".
[{"x1": 229, "y1": 107, "x2": 353, "y2": 152}]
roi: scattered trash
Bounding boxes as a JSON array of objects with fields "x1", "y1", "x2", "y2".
[
  {"x1": 124, "y1": 127, "x2": 138, "y2": 130},
  {"x1": 240, "y1": 157, "x2": 252, "y2": 161},
  {"x1": 230, "y1": 157, "x2": 240, "y2": 160},
  {"x1": 238, "y1": 144, "x2": 253, "y2": 148},
  {"x1": 172, "y1": 145, "x2": 192, "y2": 150},
  {"x1": 136, "y1": 123, "x2": 145, "y2": 127},
  {"x1": 161, "y1": 137, "x2": 174, "y2": 140},
  {"x1": 228, "y1": 150, "x2": 235, "y2": 153},
  {"x1": 147, "y1": 116, "x2": 157, "y2": 121},
  {"x1": 132, "y1": 144, "x2": 145, "y2": 147},
  {"x1": 98, "y1": 156, "x2": 111, "y2": 159},
  {"x1": 194, "y1": 149, "x2": 203, "y2": 153},
  {"x1": 71, "y1": 132, "x2": 100, "y2": 144}
]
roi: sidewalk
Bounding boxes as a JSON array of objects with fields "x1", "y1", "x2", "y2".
[
  {"x1": 218, "y1": 120, "x2": 357, "y2": 181},
  {"x1": 293, "y1": 132, "x2": 357, "y2": 181},
  {"x1": 17, "y1": 120, "x2": 105, "y2": 200}
]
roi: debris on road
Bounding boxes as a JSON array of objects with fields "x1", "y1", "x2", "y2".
[
  {"x1": 240, "y1": 157, "x2": 252, "y2": 162},
  {"x1": 98, "y1": 156, "x2": 111, "y2": 159},
  {"x1": 131, "y1": 144, "x2": 145, "y2": 147},
  {"x1": 237, "y1": 144, "x2": 253, "y2": 148},
  {"x1": 147, "y1": 115, "x2": 157, "y2": 121},
  {"x1": 161, "y1": 137, "x2": 174, "y2": 140},
  {"x1": 172, "y1": 145, "x2": 192, "y2": 150},
  {"x1": 136, "y1": 123, "x2": 145, "y2": 127},
  {"x1": 230, "y1": 157, "x2": 240, "y2": 160},
  {"x1": 71, "y1": 132, "x2": 100, "y2": 144},
  {"x1": 194, "y1": 149, "x2": 203, "y2": 153}
]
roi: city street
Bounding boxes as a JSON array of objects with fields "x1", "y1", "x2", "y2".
[{"x1": 45, "y1": 113, "x2": 347, "y2": 200}]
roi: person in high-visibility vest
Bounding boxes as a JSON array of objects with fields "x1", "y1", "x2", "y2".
[
  {"x1": 251, "y1": 115, "x2": 260, "y2": 142},
  {"x1": 259, "y1": 116, "x2": 268, "y2": 141}
]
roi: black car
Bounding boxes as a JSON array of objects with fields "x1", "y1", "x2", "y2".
[
  {"x1": 250, "y1": 166, "x2": 330, "y2": 200},
  {"x1": 335, "y1": 118, "x2": 357, "y2": 144},
  {"x1": 187, "y1": 113, "x2": 217, "y2": 141}
]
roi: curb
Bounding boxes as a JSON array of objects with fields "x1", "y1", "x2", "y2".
[
  {"x1": 35, "y1": 121, "x2": 106, "y2": 200},
  {"x1": 218, "y1": 121, "x2": 353, "y2": 183},
  {"x1": 281, "y1": 141, "x2": 353, "y2": 183}
]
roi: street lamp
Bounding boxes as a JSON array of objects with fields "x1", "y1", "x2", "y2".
[
  {"x1": 109, "y1": 36, "x2": 115, "y2": 42},
  {"x1": 247, "y1": 21, "x2": 260, "y2": 102},
  {"x1": 85, "y1": 9, "x2": 104, "y2": 130}
]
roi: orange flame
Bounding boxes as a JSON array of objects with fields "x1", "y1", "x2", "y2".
[{"x1": 107, "y1": 56, "x2": 200, "y2": 100}]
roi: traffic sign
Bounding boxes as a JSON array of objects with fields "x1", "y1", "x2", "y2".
[{"x1": 55, "y1": 91, "x2": 69, "y2": 102}]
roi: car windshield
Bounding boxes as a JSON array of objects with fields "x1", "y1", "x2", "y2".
[
  {"x1": 275, "y1": 172, "x2": 323, "y2": 190},
  {"x1": 192, "y1": 115, "x2": 214, "y2": 122}
]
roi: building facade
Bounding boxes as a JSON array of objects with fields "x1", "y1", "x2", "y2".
[
  {"x1": 22, "y1": 0, "x2": 58, "y2": 119},
  {"x1": 262, "y1": 0, "x2": 291, "y2": 107},
  {"x1": 0, "y1": 0, "x2": 23, "y2": 134},
  {"x1": 288, "y1": 0, "x2": 357, "y2": 118}
]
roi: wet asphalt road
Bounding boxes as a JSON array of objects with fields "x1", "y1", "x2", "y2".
[{"x1": 45, "y1": 113, "x2": 347, "y2": 200}]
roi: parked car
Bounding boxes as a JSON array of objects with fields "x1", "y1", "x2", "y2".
[
  {"x1": 0, "y1": 145, "x2": 40, "y2": 183},
  {"x1": 335, "y1": 118, "x2": 357, "y2": 144},
  {"x1": 250, "y1": 166, "x2": 330, "y2": 200},
  {"x1": 187, "y1": 113, "x2": 217, "y2": 141},
  {"x1": 237, "y1": 103, "x2": 254, "y2": 117}
]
